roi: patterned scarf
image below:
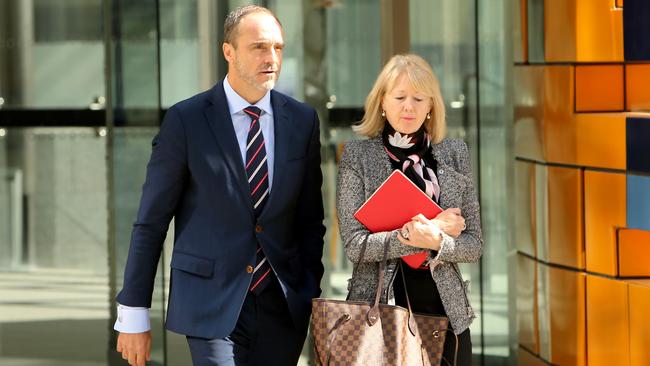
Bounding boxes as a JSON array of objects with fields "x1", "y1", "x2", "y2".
[{"x1": 381, "y1": 124, "x2": 441, "y2": 202}]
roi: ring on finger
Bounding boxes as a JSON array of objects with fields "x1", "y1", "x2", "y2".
[{"x1": 401, "y1": 227, "x2": 410, "y2": 239}]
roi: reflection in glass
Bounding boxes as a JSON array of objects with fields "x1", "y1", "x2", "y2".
[
  {"x1": 0, "y1": 0, "x2": 104, "y2": 109},
  {"x1": 0, "y1": 128, "x2": 109, "y2": 366}
]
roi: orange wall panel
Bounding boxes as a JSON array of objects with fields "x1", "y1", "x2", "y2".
[
  {"x1": 543, "y1": 66, "x2": 576, "y2": 165},
  {"x1": 537, "y1": 263, "x2": 551, "y2": 360},
  {"x1": 575, "y1": 113, "x2": 626, "y2": 170},
  {"x1": 515, "y1": 161, "x2": 537, "y2": 256},
  {"x1": 544, "y1": 0, "x2": 623, "y2": 62},
  {"x1": 576, "y1": 0, "x2": 624, "y2": 62},
  {"x1": 626, "y1": 64, "x2": 650, "y2": 111},
  {"x1": 549, "y1": 267, "x2": 586, "y2": 366},
  {"x1": 585, "y1": 171, "x2": 626, "y2": 276},
  {"x1": 518, "y1": 255, "x2": 539, "y2": 354},
  {"x1": 514, "y1": 0, "x2": 528, "y2": 63},
  {"x1": 618, "y1": 229, "x2": 650, "y2": 277},
  {"x1": 629, "y1": 281, "x2": 650, "y2": 366},
  {"x1": 547, "y1": 166, "x2": 584, "y2": 268},
  {"x1": 575, "y1": 65, "x2": 624, "y2": 112},
  {"x1": 515, "y1": 66, "x2": 545, "y2": 161},
  {"x1": 544, "y1": 0, "x2": 577, "y2": 62},
  {"x1": 518, "y1": 348, "x2": 549, "y2": 366},
  {"x1": 586, "y1": 275, "x2": 630, "y2": 366},
  {"x1": 534, "y1": 165, "x2": 549, "y2": 262}
]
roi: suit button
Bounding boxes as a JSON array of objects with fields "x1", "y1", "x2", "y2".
[
  {"x1": 255, "y1": 225, "x2": 263, "y2": 233},
  {"x1": 246, "y1": 265, "x2": 254, "y2": 273}
]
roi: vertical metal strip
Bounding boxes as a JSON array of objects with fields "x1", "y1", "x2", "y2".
[
  {"x1": 153, "y1": 0, "x2": 167, "y2": 363},
  {"x1": 103, "y1": 0, "x2": 118, "y2": 363},
  {"x1": 474, "y1": 0, "x2": 485, "y2": 364}
]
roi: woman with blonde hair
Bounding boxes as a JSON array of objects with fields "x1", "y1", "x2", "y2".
[{"x1": 336, "y1": 54, "x2": 482, "y2": 365}]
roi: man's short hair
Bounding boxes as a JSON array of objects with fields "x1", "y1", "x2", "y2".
[{"x1": 223, "y1": 5, "x2": 282, "y2": 47}]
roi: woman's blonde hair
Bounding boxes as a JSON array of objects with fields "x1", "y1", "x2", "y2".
[{"x1": 354, "y1": 54, "x2": 447, "y2": 143}]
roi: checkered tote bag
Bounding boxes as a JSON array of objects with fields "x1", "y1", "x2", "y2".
[{"x1": 311, "y1": 233, "x2": 457, "y2": 365}]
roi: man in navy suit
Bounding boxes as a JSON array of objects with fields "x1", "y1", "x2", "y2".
[{"x1": 114, "y1": 5, "x2": 325, "y2": 365}]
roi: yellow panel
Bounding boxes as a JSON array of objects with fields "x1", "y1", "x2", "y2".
[
  {"x1": 518, "y1": 255, "x2": 539, "y2": 354},
  {"x1": 576, "y1": 0, "x2": 624, "y2": 62},
  {"x1": 584, "y1": 171, "x2": 626, "y2": 276},
  {"x1": 626, "y1": 64, "x2": 650, "y2": 111},
  {"x1": 544, "y1": 0, "x2": 577, "y2": 62},
  {"x1": 543, "y1": 66, "x2": 576, "y2": 165},
  {"x1": 515, "y1": 161, "x2": 536, "y2": 256},
  {"x1": 618, "y1": 229, "x2": 650, "y2": 277},
  {"x1": 575, "y1": 113, "x2": 626, "y2": 170},
  {"x1": 549, "y1": 267, "x2": 586, "y2": 366},
  {"x1": 514, "y1": 66, "x2": 545, "y2": 161},
  {"x1": 616, "y1": 0, "x2": 623, "y2": 7},
  {"x1": 586, "y1": 276, "x2": 630, "y2": 366},
  {"x1": 629, "y1": 280, "x2": 650, "y2": 366},
  {"x1": 547, "y1": 166, "x2": 584, "y2": 269},
  {"x1": 575, "y1": 65, "x2": 624, "y2": 112}
]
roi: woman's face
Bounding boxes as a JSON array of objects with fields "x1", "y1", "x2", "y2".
[{"x1": 381, "y1": 74, "x2": 432, "y2": 135}]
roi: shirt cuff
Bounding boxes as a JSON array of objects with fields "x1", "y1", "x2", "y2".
[{"x1": 114, "y1": 304, "x2": 151, "y2": 333}]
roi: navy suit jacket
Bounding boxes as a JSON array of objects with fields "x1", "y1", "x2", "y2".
[{"x1": 116, "y1": 81, "x2": 325, "y2": 339}]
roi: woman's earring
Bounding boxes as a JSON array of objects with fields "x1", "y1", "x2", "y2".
[
  {"x1": 426, "y1": 113, "x2": 431, "y2": 120},
  {"x1": 381, "y1": 110, "x2": 386, "y2": 117}
]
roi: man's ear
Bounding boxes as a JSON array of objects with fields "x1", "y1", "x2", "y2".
[{"x1": 223, "y1": 42, "x2": 234, "y2": 63}]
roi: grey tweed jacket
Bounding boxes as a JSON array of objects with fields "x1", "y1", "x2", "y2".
[{"x1": 336, "y1": 135, "x2": 483, "y2": 334}]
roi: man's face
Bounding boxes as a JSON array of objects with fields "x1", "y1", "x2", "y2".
[{"x1": 224, "y1": 12, "x2": 284, "y2": 92}]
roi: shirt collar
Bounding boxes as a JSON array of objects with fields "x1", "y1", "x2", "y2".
[{"x1": 223, "y1": 75, "x2": 273, "y2": 117}]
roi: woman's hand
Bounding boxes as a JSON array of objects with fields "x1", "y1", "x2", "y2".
[
  {"x1": 397, "y1": 214, "x2": 443, "y2": 251},
  {"x1": 431, "y1": 208, "x2": 465, "y2": 238}
]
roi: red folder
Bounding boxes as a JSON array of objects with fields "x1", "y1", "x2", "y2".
[{"x1": 353, "y1": 170, "x2": 443, "y2": 268}]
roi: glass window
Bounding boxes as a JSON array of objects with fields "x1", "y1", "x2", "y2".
[{"x1": 0, "y1": 127, "x2": 110, "y2": 365}]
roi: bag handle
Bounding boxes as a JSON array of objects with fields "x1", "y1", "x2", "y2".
[
  {"x1": 397, "y1": 261, "x2": 420, "y2": 336},
  {"x1": 349, "y1": 232, "x2": 460, "y2": 366},
  {"x1": 353, "y1": 231, "x2": 418, "y2": 334},
  {"x1": 366, "y1": 231, "x2": 391, "y2": 325},
  {"x1": 362, "y1": 231, "x2": 418, "y2": 329}
]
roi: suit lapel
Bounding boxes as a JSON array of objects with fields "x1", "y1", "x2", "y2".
[
  {"x1": 369, "y1": 136, "x2": 394, "y2": 192},
  {"x1": 203, "y1": 82, "x2": 254, "y2": 219},
  {"x1": 431, "y1": 142, "x2": 463, "y2": 209}
]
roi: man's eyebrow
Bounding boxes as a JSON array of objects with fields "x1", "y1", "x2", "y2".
[{"x1": 249, "y1": 40, "x2": 284, "y2": 46}]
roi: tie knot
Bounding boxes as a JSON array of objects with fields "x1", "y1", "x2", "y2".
[{"x1": 243, "y1": 106, "x2": 262, "y2": 120}]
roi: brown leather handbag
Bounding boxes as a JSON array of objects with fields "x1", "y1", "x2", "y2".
[{"x1": 311, "y1": 233, "x2": 458, "y2": 365}]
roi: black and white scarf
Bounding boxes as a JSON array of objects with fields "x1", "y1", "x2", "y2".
[{"x1": 381, "y1": 124, "x2": 441, "y2": 202}]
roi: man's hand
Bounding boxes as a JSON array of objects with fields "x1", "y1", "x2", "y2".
[{"x1": 117, "y1": 331, "x2": 151, "y2": 366}]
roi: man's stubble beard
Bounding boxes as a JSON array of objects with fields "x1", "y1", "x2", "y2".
[{"x1": 234, "y1": 57, "x2": 278, "y2": 92}]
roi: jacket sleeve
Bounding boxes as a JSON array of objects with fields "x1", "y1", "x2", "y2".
[
  {"x1": 336, "y1": 142, "x2": 425, "y2": 263},
  {"x1": 116, "y1": 106, "x2": 189, "y2": 307},
  {"x1": 430, "y1": 140, "x2": 483, "y2": 266}
]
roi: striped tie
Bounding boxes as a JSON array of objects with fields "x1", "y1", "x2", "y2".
[{"x1": 243, "y1": 106, "x2": 273, "y2": 294}]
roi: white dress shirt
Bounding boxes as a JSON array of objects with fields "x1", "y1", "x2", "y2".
[{"x1": 114, "y1": 75, "x2": 275, "y2": 333}]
